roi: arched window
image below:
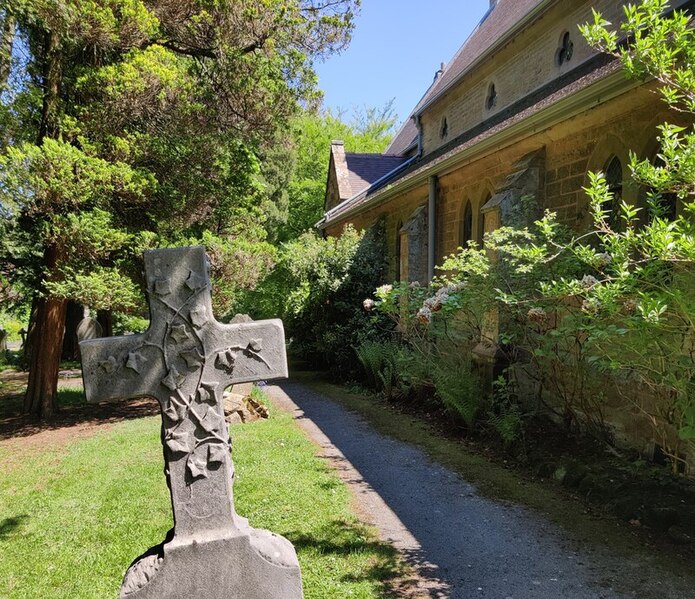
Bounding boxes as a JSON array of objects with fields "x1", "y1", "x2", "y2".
[
  {"x1": 460, "y1": 201, "x2": 473, "y2": 247},
  {"x1": 486, "y1": 83, "x2": 497, "y2": 111},
  {"x1": 440, "y1": 117, "x2": 449, "y2": 140},
  {"x1": 395, "y1": 221, "x2": 403, "y2": 280},
  {"x1": 604, "y1": 155, "x2": 623, "y2": 227},
  {"x1": 557, "y1": 31, "x2": 574, "y2": 66}
]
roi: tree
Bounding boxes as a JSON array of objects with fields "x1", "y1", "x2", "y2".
[
  {"x1": 0, "y1": 0, "x2": 359, "y2": 418},
  {"x1": 276, "y1": 103, "x2": 397, "y2": 241}
]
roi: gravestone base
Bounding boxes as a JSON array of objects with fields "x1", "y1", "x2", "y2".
[{"x1": 121, "y1": 523, "x2": 303, "y2": 599}]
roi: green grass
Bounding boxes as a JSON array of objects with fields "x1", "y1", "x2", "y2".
[{"x1": 0, "y1": 403, "x2": 405, "y2": 598}]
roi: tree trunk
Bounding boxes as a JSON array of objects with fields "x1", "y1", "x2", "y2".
[
  {"x1": 97, "y1": 309, "x2": 113, "y2": 338},
  {"x1": 0, "y1": 11, "x2": 15, "y2": 89},
  {"x1": 38, "y1": 29, "x2": 61, "y2": 143},
  {"x1": 62, "y1": 300, "x2": 83, "y2": 360},
  {"x1": 23, "y1": 295, "x2": 67, "y2": 419},
  {"x1": 23, "y1": 27, "x2": 66, "y2": 419}
]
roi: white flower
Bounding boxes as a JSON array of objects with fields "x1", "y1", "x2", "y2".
[
  {"x1": 416, "y1": 306, "x2": 432, "y2": 324},
  {"x1": 622, "y1": 298, "x2": 637, "y2": 314},
  {"x1": 362, "y1": 298, "x2": 376, "y2": 311},
  {"x1": 408, "y1": 281, "x2": 420, "y2": 289},
  {"x1": 582, "y1": 298, "x2": 600, "y2": 313},
  {"x1": 597, "y1": 252, "x2": 611, "y2": 267},
  {"x1": 580, "y1": 275, "x2": 599, "y2": 289},
  {"x1": 376, "y1": 284, "x2": 393, "y2": 295}
]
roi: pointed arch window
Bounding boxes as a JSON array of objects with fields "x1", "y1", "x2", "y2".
[
  {"x1": 460, "y1": 201, "x2": 473, "y2": 247},
  {"x1": 604, "y1": 155, "x2": 623, "y2": 227},
  {"x1": 486, "y1": 83, "x2": 497, "y2": 111},
  {"x1": 557, "y1": 31, "x2": 574, "y2": 66},
  {"x1": 479, "y1": 193, "x2": 492, "y2": 244}
]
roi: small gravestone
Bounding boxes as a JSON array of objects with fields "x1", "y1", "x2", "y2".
[
  {"x1": 76, "y1": 317, "x2": 103, "y2": 342},
  {"x1": 80, "y1": 246, "x2": 303, "y2": 599}
]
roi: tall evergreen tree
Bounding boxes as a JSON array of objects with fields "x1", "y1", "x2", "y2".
[{"x1": 0, "y1": 0, "x2": 359, "y2": 418}]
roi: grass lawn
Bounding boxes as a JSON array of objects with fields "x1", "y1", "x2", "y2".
[{"x1": 0, "y1": 383, "x2": 406, "y2": 598}]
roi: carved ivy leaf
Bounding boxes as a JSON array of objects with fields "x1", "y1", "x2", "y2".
[
  {"x1": 197, "y1": 381, "x2": 219, "y2": 405},
  {"x1": 125, "y1": 350, "x2": 147, "y2": 374},
  {"x1": 99, "y1": 355, "x2": 119, "y2": 374},
  {"x1": 187, "y1": 450, "x2": 209, "y2": 479},
  {"x1": 189, "y1": 306, "x2": 208, "y2": 328},
  {"x1": 215, "y1": 349, "x2": 237, "y2": 374},
  {"x1": 185, "y1": 270, "x2": 207, "y2": 291},
  {"x1": 165, "y1": 430, "x2": 192, "y2": 455},
  {"x1": 161, "y1": 367, "x2": 184, "y2": 391},
  {"x1": 208, "y1": 443, "x2": 227, "y2": 466},
  {"x1": 199, "y1": 408, "x2": 223, "y2": 435},
  {"x1": 163, "y1": 401, "x2": 187, "y2": 423},
  {"x1": 170, "y1": 324, "x2": 190, "y2": 344},
  {"x1": 243, "y1": 340, "x2": 270, "y2": 368},
  {"x1": 180, "y1": 347, "x2": 204, "y2": 369}
]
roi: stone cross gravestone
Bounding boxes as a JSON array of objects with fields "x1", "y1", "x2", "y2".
[{"x1": 79, "y1": 246, "x2": 303, "y2": 599}]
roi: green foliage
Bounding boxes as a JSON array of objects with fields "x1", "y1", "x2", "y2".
[
  {"x1": 431, "y1": 356, "x2": 481, "y2": 428},
  {"x1": 0, "y1": 0, "x2": 362, "y2": 329},
  {"x1": 246, "y1": 220, "x2": 390, "y2": 377},
  {"x1": 356, "y1": 341, "x2": 398, "y2": 391},
  {"x1": 580, "y1": 0, "x2": 695, "y2": 113},
  {"x1": 487, "y1": 376, "x2": 524, "y2": 445},
  {"x1": 277, "y1": 104, "x2": 398, "y2": 241}
]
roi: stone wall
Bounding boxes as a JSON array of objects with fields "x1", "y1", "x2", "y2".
[{"x1": 420, "y1": 0, "x2": 627, "y2": 156}]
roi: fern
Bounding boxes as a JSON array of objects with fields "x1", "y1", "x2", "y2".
[
  {"x1": 432, "y1": 363, "x2": 481, "y2": 428},
  {"x1": 356, "y1": 341, "x2": 399, "y2": 391}
]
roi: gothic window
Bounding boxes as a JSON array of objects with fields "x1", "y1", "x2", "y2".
[
  {"x1": 557, "y1": 31, "x2": 574, "y2": 66},
  {"x1": 440, "y1": 117, "x2": 449, "y2": 140},
  {"x1": 486, "y1": 83, "x2": 497, "y2": 111},
  {"x1": 603, "y1": 155, "x2": 623, "y2": 227},
  {"x1": 395, "y1": 221, "x2": 403, "y2": 280},
  {"x1": 460, "y1": 201, "x2": 473, "y2": 247}
]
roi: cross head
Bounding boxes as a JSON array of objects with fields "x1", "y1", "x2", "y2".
[{"x1": 80, "y1": 246, "x2": 288, "y2": 540}]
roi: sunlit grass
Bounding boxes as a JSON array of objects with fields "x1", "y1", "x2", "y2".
[{"x1": 0, "y1": 398, "x2": 405, "y2": 598}]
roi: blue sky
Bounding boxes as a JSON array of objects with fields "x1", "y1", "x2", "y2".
[{"x1": 314, "y1": 0, "x2": 491, "y2": 127}]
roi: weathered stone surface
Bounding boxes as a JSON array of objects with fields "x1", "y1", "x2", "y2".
[
  {"x1": 79, "y1": 246, "x2": 302, "y2": 599},
  {"x1": 76, "y1": 317, "x2": 102, "y2": 342}
]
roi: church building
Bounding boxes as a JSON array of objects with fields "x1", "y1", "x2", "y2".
[
  {"x1": 320, "y1": 0, "x2": 693, "y2": 460},
  {"x1": 321, "y1": 0, "x2": 689, "y2": 284}
]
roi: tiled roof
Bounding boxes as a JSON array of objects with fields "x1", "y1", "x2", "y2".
[
  {"x1": 384, "y1": 118, "x2": 418, "y2": 156},
  {"x1": 344, "y1": 153, "x2": 409, "y2": 197}
]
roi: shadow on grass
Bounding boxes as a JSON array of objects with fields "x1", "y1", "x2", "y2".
[
  {"x1": 0, "y1": 515, "x2": 29, "y2": 539},
  {"x1": 287, "y1": 520, "x2": 419, "y2": 598},
  {"x1": 0, "y1": 383, "x2": 160, "y2": 441}
]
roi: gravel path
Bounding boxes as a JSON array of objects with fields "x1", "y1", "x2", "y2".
[{"x1": 267, "y1": 380, "x2": 694, "y2": 599}]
